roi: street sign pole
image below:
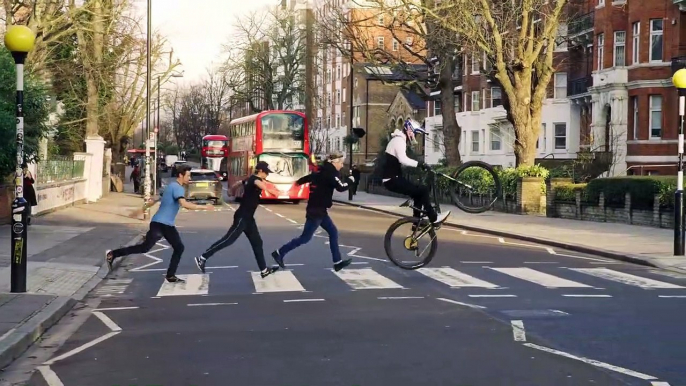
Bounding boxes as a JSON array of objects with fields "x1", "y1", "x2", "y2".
[{"x1": 672, "y1": 69, "x2": 686, "y2": 255}]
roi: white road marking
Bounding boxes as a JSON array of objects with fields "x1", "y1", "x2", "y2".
[
  {"x1": 436, "y1": 297, "x2": 487, "y2": 309},
  {"x1": 351, "y1": 262, "x2": 368, "y2": 265},
  {"x1": 491, "y1": 267, "x2": 592, "y2": 288},
  {"x1": 523, "y1": 262, "x2": 558, "y2": 264},
  {"x1": 275, "y1": 213, "x2": 285, "y2": 218},
  {"x1": 187, "y1": 302, "x2": 237, "y2": 307},
  {"x1": 37, "y1": 366, "x2": 65, "y2": 386},
  {"x1": 252, "y1": 270, "x2": 306, "y2": 292},
  {"x1": 563, "y1": 294, "x2": 612, "y2": 298},
  {"x1": 524, "y1": 343, "x2": 658, "y2": 380},
  {"x1": 283, "y1": 298, "x2": 325, "y2": 302},
  {"x1": 287, "y1": 219, "x2": 298, "y2": 224},
  {"x1": 570, "y1": 268, "x2": 686, "y2": 289},
  {"x1": 156, "y1": 274, "x2": 210, "y2": 296},
  {"x1": 378, "y1": 296, "x2": 424, "y2": 299},
  {"x1": 92, "y1": 306, "x2": 139, "y2": 311},
  {"x1": 461, "y1": 261, "x2": 493, "y2": 264},
  {"x1": 549, "y1": 251, "x2": 613, "y2": 263},
  {"x1": 658, "y1": 295, "x2": 686, "y2": 298},
  {"x1": 652, "y1": 382, "x2": 672, "y2": 385},
  {"x1": 417, "y1": 267, "x2": 500, "y2": 288},
  {"x1": 468, "y1": 294, "x2": 517, "y2": 298},
  {"x1": 92, "y1": 311, "x2": 121, "y2": 332},
  {"x1": 333, "y1": 268, "x2": 404, "y2": 289},
  {"x1": 511, "y1": 320, "x2": 526, "y2": 342},
  {"x1": 44, "y1": 331, "x2": 120, "y2": 365}
]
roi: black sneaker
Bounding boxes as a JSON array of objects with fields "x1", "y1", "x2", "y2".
[
  {"x1": 165, "y1": 275, "x2": 185, "y2": 283},
  {"x1": 271, "y1": 250, "x2": 285, "y2": 268},
  {"x1": 194, "y1": 256, "x2": 206, "y2": 273},
  {"x1": 105, "y1": 250, "x2": 114, "y2": 271},
  {"x1": 334, "y1": 258, "x2": 352, "y2": 272},
  {"x1": 260, "y1": 266, "x2": 280, "y2": 278}
]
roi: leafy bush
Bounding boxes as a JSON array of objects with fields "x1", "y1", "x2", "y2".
[
  {"x1": 585, "y1": 176, "x2": 676, "y2": 208},
  {"x1": 553, "y1": 183, "x2": 587, "y2": 202}
]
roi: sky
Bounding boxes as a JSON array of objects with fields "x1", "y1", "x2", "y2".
[{"x1": 133, "y1": 0, "x2": 277, "y2": 85}]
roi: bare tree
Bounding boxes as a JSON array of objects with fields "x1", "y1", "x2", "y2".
[
  {"x1": 221, "y1": 5, "x2": 307, "y2": 113},
  {"x1": 315, "y1": 0, "x2": 463, "y2": 165},
  {"x1": 419, "y1": 0, "x2": 568, "y2": 166}
]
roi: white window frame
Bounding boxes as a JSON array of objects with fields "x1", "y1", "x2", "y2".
[
  {"x1": 490, "y1": 127, "x2": 501, "y2": 151},
  {"x1": 471, "y1": 53, "x2": 479, "y2": 74},
  {"x1": 597, "y1": 33, "x2": 604, "y2": 70},
  {"x1": 554, "y1": 123, "x2": 567, "y2": 150},
  {"x1": 378, "y1": 14, "x2": 384, "y2": 25},
  {"x1": 632, "y1": 96, "x2": 638, "y2": 139},
  {"x1": 649, "y1": 94, "x2": 662, "y2": 139},
  {"x1": 377, "y1": 36, "x2": 384, "y2": 49},
  {"x1": 471, "y1": 130, "x2": 479, "y2": 153},
  {"x1": 392, "y1": 39, "x2": 399, "y2": 51},
  {"x1": 632, "y1": 22, "x2": 640, "y2": 65},
  {"x1": 491, "y1": 87, "x2": 502, "y2": 107},
  {"x1": 554, "y1": 72, "x2": 567, "y2": 98},
  {"x1": 650, "y1": 19, "x2": 663, "y2": 63},
  {"x1": 471, "y1": 91, "x2": 480, "y2": 111},
  {"x1": 613, "y1": 31, "x2": 625, "y2": 67},
  {"x1": 598, "y1": 0, "x2": 605, "y2": 5},
  {"x1": 434, "y1": 100, "x2": 442, "y2": 116}
]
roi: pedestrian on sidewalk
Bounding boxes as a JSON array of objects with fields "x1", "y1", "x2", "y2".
[
  {"x1": 21, "y1": 163, "x2": 37, "y2": 225},
  {"x1": 351, "y1": 164, "x2": 360, "y2": 195},
  {"x1": 106, "y1": 164, "x2": 215, "y2": 283},
  {"x1": 130, "y1": 162, "x2": 141, "y2": 193},
  {"x1": 194, "y1": 161, "x2": 282, "y2": 278},
  {"x1": 271, "y1": 152, "x2": 354, "y2": 272}
]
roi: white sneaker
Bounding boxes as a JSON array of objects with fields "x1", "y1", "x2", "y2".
[{"x1": 433, "y1": 211, "x2": 451, "y2": 225}]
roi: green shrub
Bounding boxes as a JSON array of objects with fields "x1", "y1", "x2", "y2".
[
  {"x1": 586, "y1": 176, "x2": 676, "y2": 208},
  {"x1": 553, "y1": 183, "x2": 587, "y2": 202}
]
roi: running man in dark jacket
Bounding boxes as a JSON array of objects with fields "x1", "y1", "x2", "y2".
[{"x1": 271, "y1": 152, "x2": 354, "y2": 271}]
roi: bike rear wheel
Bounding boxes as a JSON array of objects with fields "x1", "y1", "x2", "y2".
[
  {"x1": 384, "y1": 217, "x2": 438, "y2": 270},
  {"x1": 448, "y1": 160, "x2": 501, "y2": 214}
]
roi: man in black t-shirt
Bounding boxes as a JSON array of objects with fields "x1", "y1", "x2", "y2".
[{"x1": 194, "y1": 161, "x2": 281, "y2": 278}]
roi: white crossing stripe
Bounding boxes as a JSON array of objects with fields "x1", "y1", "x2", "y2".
[
  {"x1": 156, "y1": 274, "x2": 209, "y2": 296},
  {"x1": 417, "y1": 267, "x2": 500, "y2": 288},
  {"x1": 491, "y1": 267, "x2": 592, "y2": 288},
  {"x1": 252, "y1": 270, "x2": 306, "y2": 292},
  {"x1": 333, "y1": 268, "x2": 404, "y2": 289},
  {"x1": 570, "y1": 268, "x2": 686, "y2": 289}
]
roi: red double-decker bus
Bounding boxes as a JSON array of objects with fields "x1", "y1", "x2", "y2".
[
  {"x1": 227, "y1": 110, "x2": 312, "y2": 203},
  {"x1": 201, "y1": 134, "x2": 229, "y2": 180}
]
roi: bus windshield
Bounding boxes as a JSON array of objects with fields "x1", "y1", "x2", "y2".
[
  {"x1": 204, "y1": 140, "x2": 226, "y2": 147},
  {"x1": 260, "y1": 113, "x2": 305, "y2": 151},
  {"x1": 258, "y1": 153, "x2": 309, "y2": 183}
]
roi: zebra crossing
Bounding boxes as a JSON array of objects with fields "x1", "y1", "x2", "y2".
[{"x1": 138, "y1": 265, "x2": 686, "y2": 298}]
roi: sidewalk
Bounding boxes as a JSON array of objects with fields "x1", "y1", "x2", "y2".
[
  {"x1": 333, "y1": 191, "x2": 686, "y2": 274},
  {"x1": 0, "y1": 177, "x2": 158, "y2": 371}
]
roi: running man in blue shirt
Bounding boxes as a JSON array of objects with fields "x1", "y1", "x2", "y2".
[{"x1": 105, "y1": 164, "x2": 215, "y2": 282}]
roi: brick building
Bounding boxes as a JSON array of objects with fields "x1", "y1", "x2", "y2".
[
  {"x1": 582, "y1": 0, "x2": 684, "y2": 176},
  {"x1": 312, "y1": 0, "x2": 423, "y2": 165}
]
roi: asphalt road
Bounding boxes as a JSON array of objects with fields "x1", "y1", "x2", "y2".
[{"x1": 4, "y1": 182, "x2": 686, "y2": 386}]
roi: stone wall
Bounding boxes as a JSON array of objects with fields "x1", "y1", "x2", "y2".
[{"x1": 547, "y1": 190, "x2": 674, "y2": 229}]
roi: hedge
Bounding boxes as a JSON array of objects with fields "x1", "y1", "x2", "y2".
[
  {"x1": 553, "y1": 183, "x2": 588, "y2": 202},
  {"x1": 585, "y1": 176, "x2": 676, "y2": 208}
]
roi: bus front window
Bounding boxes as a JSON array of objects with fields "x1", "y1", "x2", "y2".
[
  {"x1": 258, "y1": 153, "x2": 309, "y2": 183},
  {"x1": 261, "y1": 113, "x2": 305, "y2": 151}
]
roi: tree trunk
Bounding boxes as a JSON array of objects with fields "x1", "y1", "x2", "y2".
[
  {"x1": 438, "y1": 54, "x2": 461, "y2": 166},
  {"x1": 510, "y1": 99, "x2": 540, "y2": 166}
]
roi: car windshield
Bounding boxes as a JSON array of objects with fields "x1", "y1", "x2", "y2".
[
  {"x1": 191, "y1": 172, "x2": 217, "y2": 181},
  {"x1": 258, "y1": 153, "x2": 309, "y2": 183}
]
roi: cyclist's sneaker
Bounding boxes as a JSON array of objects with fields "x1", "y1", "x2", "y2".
[
  {"x1": 260, "y1": 266, "x2": 279, "y2": 278},
  {"x1": 194, "y1": 256, "x2": 206, "y2": 273},
  {"x1": 433, "y1": 211, "x2": 451, "y2": 225},
  {"x1": 334, "y1": 258, "x2": 353, "y2": 271},
  {"x1": 271, "y1": 250, "x2": 285, "y2": 268}
]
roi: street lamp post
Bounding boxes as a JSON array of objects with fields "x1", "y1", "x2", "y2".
[
  {"x1": 4, "y1": 25, "x2": 36, "y2": 293},
  {"x1": 144, "y1": 0, "x2": 152, "y2": 218},
  {"x1": 673, "y1": 68, "x2": 686, "y2": 256}
]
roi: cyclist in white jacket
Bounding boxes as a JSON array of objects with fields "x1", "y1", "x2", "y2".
[{"x1": 381, "y1": 119, "x2": 450, "y2": 225}]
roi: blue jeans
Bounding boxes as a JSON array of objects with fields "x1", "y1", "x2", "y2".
[{"x1": 278, "y1": 214, "x2": 342, "y2": 263}]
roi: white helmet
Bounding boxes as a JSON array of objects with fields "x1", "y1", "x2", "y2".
[{"x1": 403, "y1": 119, "x2": 427, "y2": 143}]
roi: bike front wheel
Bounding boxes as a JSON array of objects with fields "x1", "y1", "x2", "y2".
[
  {"x1": 448, "y1": 160, "x2": 502, "y2": 214},
  {"x1": 384, "y1": 217, "x2": 438, "y2": 270}
]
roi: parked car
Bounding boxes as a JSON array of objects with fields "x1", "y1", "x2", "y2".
[{"x1": 186, "y1": 169, "x2": 223, "y2": 204}]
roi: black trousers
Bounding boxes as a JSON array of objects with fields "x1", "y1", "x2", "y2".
[
  {"x1": 383, "y1": 177, "x2": 437, "y2": 222},
  {"x1": 202, "y1": 212, "x2": 267, "y2": 271},
  {"x1": 111, "y1": 221, "x2": 184, "y2": 278}
]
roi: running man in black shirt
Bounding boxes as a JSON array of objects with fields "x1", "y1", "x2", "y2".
[{"x1": 194, "y1": 161, "x2": 281, "y2": 278}]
